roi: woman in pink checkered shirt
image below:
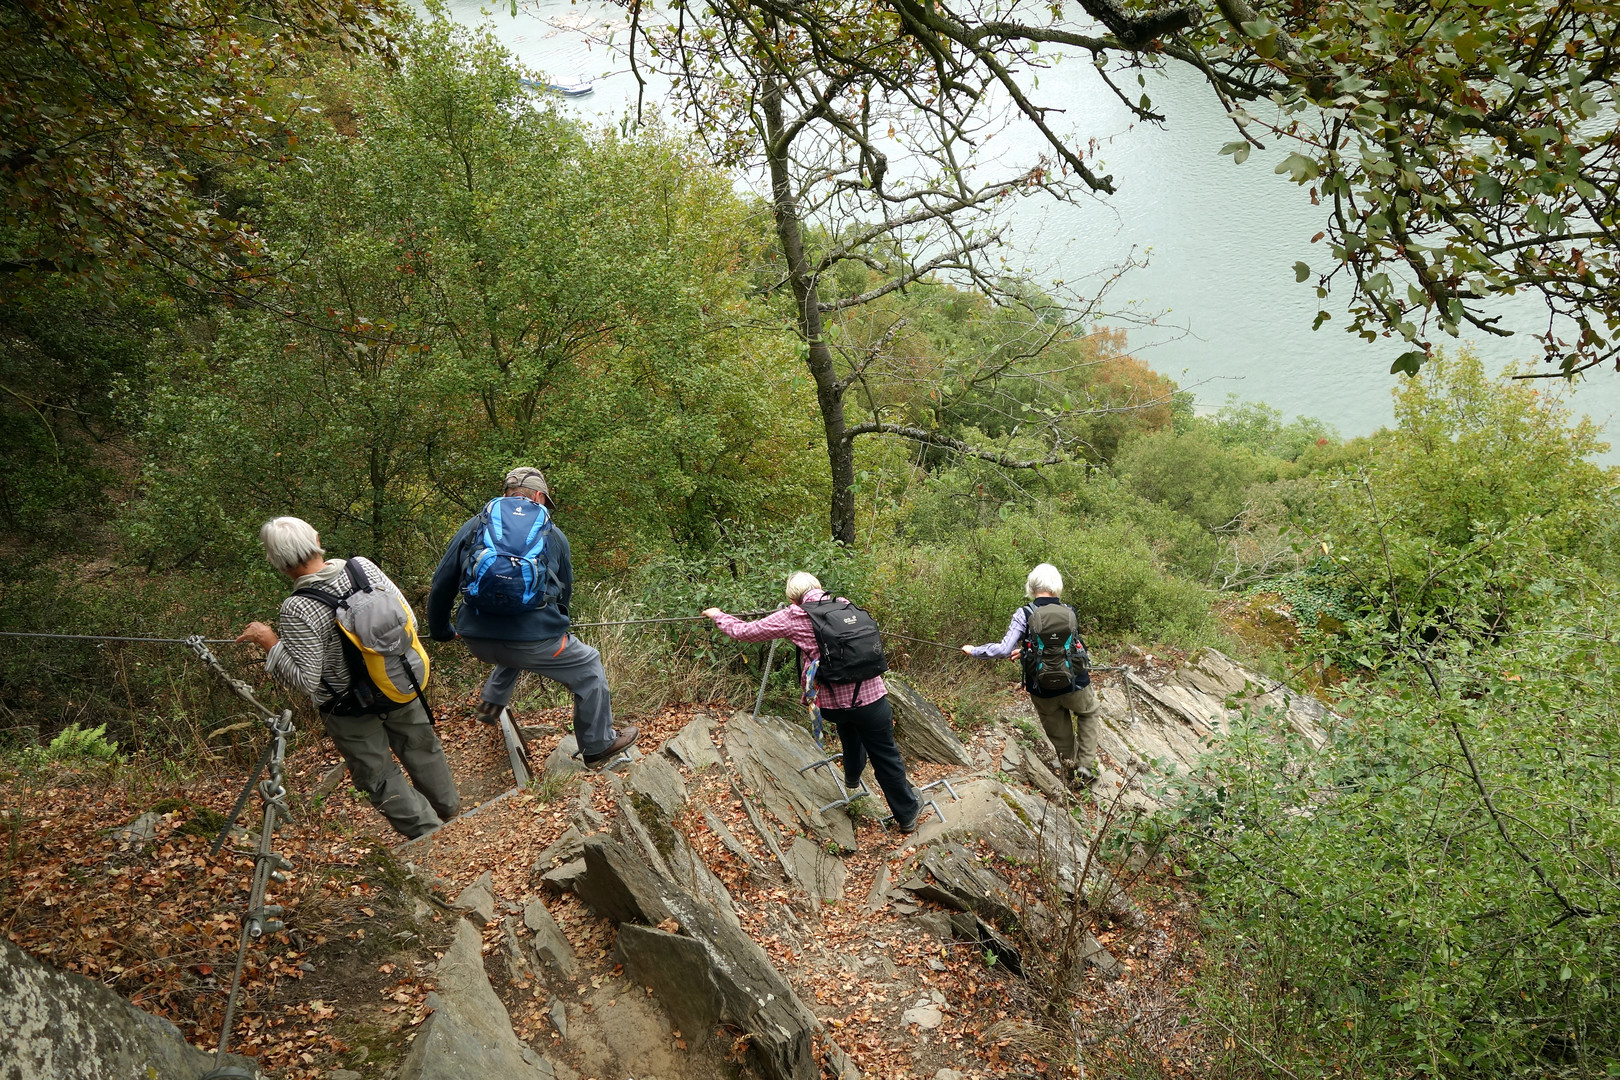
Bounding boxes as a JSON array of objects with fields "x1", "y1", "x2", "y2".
[{"x1": 703, "y1": 572, "x2": 922, "y2": 832}]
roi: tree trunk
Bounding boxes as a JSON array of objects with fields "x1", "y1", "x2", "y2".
[{"x1": 761, "y1": 78, "x2": 857, "y2": 545}]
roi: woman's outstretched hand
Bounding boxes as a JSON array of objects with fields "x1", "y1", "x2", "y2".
[
  {"x1": 702, "y1": 608, "x2": 724, "y2": 620},
  {"x1": 960, "y1": 644, "x2": 974, "y2": 655}
]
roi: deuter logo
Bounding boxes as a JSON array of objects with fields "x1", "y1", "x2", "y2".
[{"x1": 512, "y1": 505, "x2": 527, "y2": 516}]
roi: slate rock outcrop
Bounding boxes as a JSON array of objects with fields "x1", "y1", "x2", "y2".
[
  {"x1": 400, "y1": 918, "x2": 553, "y2": 1080},
  {"x1": 0, "y1": 937, "x2": 261, "y2": 1080},
  {"x1": 885, "y1": 676, "x2": 974, "y2": 767},
  {"x1": 579, "y1": 835, "x2": 820, "y2": 1080}
]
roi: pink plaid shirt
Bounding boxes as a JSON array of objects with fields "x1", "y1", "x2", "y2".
[{"x1": 709, "y1": 589, "x2": 887, "y2": 709}]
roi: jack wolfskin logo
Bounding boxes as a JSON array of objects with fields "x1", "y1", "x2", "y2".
[{"x1": 842, "y1": 616, "x2": 858, "y2": 624}]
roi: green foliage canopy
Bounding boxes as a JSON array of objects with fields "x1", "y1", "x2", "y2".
[{"x1": 132, "y1": 14, "x2": 825, "y2": 579}]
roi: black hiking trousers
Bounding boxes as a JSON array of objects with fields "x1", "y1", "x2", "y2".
[{"x1": 821, "y1": 695, "x2": 922, "y2": 827}]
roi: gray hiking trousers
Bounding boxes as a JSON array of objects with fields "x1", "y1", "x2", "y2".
[
  {"x1": 323, "y1": 697, "x2": 460, "y2": 839},
  {"x1": 1029, "y1": 684, "x2": 1101, "y2": 769},
  {"x1": 462, "y1": 634, "x2": 617, "y2": 757}
]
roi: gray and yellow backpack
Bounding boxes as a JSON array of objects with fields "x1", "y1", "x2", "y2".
[{"x1": 296, "y1": 558, "x2": 432, "y2": 718}]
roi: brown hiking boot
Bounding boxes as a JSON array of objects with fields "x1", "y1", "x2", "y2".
[{"x1": 582, "y1": 725, "x2": 640, "y2": 768}]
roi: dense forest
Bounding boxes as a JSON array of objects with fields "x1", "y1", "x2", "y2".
[{"x1": 2, "y1": 1, "x2": 1618, "y2": 1077}]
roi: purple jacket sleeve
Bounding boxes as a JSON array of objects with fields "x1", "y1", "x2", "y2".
[{"x1": 969, "y1": 607, "x2": 1027, "y2": 659}]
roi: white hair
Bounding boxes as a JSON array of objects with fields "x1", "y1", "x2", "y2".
[
  {"x1": 1025, "y1": 563, "x2": 1063, "y2": 598},
  {"x1": 259, "y1": 516, "x2": 323, "y2": 573},
  {"x1": 785, "y1": 571, "x2": 822, "y2": 603}
]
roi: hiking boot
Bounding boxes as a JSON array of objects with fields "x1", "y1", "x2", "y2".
[
  {"x1": 582, "y1": 726, "x2": 640, "y2": 768},
  {"x1": 893, "y1": 813, "x2": 920, "y2": 834},
  {"x1": 475, "y1": 700, "x2": 504, "y2": 726},
  {"x1": 1070, "y1": 764, "x2": 1099, "y2": 788}
]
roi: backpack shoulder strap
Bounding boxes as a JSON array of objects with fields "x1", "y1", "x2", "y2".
[
  {"x1": 343, "y1": 557, "x2": 374, "y2": 593},
  {"x1": 292, "y1": 587, "x2": 346, "y2": 610}
]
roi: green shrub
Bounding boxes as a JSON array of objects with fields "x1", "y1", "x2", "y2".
[
  {"x1": 1179, "y1": 599, "x2": 1620, "y2": 1078},
  {"x1": 871, "y1": 509, "x2": 1212, "y2": 649},
  {"x1": 1114, "y1": 425, "x2": 1281, "y2": 532}
]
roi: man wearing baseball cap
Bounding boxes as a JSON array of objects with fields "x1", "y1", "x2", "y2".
[{"x1": 427, "y1": 466, "x2": 638, "y2": 767}]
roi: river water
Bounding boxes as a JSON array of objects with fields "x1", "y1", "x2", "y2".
[{"x1": 437, "y1": 0, "x2": 1620, "y2": 456}]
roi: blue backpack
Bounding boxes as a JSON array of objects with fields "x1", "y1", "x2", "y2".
[{"x1": 460, "y1": 497, "x2": 560, "y2": 615}]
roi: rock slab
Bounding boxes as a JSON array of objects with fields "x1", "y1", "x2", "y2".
[
  {"x1": 399, "y1": 919, "x2": 551, "y2": 1080},
  {"x1": 786, "y1": 834, "x2": 846, "y2": 903},
  {"x1": 0, "y1": 937, "x2": 260, "y2": 1080},
  {"x1": 885, "y1": 676, "x2": 973, "y2": 767},
  {"x1": 584, "y1": 836, "x2": 819, "y2": 1080},
  {"x1": 724, "y1": 711, "x2": 856, "y2": 851},
  {"x1": 661, "y1": 716, "x2": 722, "y2": 770},
  {"x1": 523, "y1": 899, "x2": 579, "y2": 978},
  {"x1": 453, "y1": 870, "x2": 496, "y2": 927}
]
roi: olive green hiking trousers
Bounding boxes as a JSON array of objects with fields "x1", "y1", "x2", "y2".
[
  {"x1": 1028, "y1": 684, "x2": 1100, "y2": 771},
  {"x1": 323, "y1": 697, "x2": 460, "y2": 839}
]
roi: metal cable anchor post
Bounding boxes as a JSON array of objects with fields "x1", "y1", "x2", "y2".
[{"x1": 186, "y1": 637, "x2": 295, "y2": 1079}]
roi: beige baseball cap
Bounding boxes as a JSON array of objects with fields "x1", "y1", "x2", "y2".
[{"x1": 503, "y1": 466, "x2": 552, "y2": 504}]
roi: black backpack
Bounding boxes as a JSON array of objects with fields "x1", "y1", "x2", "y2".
[
  {"x1": 1020, "y1": 602, "x2": 1090, "y2": 693},
  {"x1": 800, "y1": 596, "x2": 889, "y2": 689}
]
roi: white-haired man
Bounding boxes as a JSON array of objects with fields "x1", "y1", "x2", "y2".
[
  {"x1": 703, "y1": 572, "x2": 922, "y2": 832},
  {"x1": 426, "y1": 466, "x2": 638, "y2": 768},
  {"x1": 236, "y1": 517, "x2": 460, "y2": 838},
  {"x1": 961, "y1": 563, "x2": 1100, "y2": 786}
]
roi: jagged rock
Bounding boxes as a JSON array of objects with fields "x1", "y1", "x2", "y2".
[
  {"x1": 453, "y1": 870, "x2": 496, "y2": 927},
  {"x1": 545, "y1": 735, "x2": 586, "y2": 778},
  {"x1": 661, "y1": 819, "x2": 742, "y2": 928},
  {"x1": 1079, "y1": 932, "x2": 1122, "y2": 980},
  {"x1": 571, "y1": 786, "x2": 608, "y2": 832},
  {"x1": 615, "y1": 920, "x2": 818, "y2": 1080},
  {"x1": 724, "y1": 711, "x2": 856, "y2": 851},
  {"x1": 533, "y1": 827, "x2": 587, "y2": 874},
  {"x1": 523, "y1": 899, "x2": 578, "y2": 978},
  {"x1": 549, "y1": 998, "x2": 568, "y2": 1038},
  {"x1": 575, "y1": 835, "x2": 672, "y2": 926},
  {"x1": 584, "y1": 836, "x2": 819, "y2": 1080},
  {"x1": 662, "y1": 715, "x2": 722, "y2": 770},
  {"x1": 0, "y1": 937, "x2": 260, "y2": 1080},
  {"x1": 914, "y1": 842, "x2": 1020, "y2": 928},
  {"x1": 116, "y1": 811, "x2": 161, "y2": 844},
  {"x1": 609, "y1": 786, "x2": 675, "y2": 880},
  {"x1": 864, "y1": 862, "x2": 891, "y2": 912},
  {"x1": 828, "y1": 1040, "x2": 863, "y2": 1080},
  {"x1": 935, "y1": 1069, "x2": 966, "y2": 1080},
  {"x1": 312, "y1": 761, "x2": 348, "y2": 800},
  {"x1": 502, "y1": 917, "x2": 532, "y2": 982},
  {"x1": 885, "y1": 676, "x2": 973, "y2": 767},
  {"x1": 329, "y1": 1071, "x2": 363, "y2": 1080},
  {"x1": 401, "y1": 919, "x2": 551, "y2": 1080},
  {"x1": 541, "y1": 858, "x2": 586, "y2": 894},
  {"x1": 946, "y1": 910, "x2": 1022, "y2": 976},
  {"x1": 911, "y1": 911, "x2": 953, "y2": 940},
  {"x1": 999, "y1": 736, "x2": 1064, "y2": 800},
  {"x1": 1093, "y1": 650, "x2": 1335, "y2": 812},
  {"x1": 785, "y1": 835, "x2": 846, "y2": 903},
  {"x1": 732, "y1": 779, "x2": 794, "y2": 878},
  {"x1": 626, "y1": 754, "x2": 688, "y2": 820}
]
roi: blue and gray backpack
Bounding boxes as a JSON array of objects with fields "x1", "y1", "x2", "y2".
[{"x1": 460, "y1": 497, "x2": 560, "y2": 615}]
